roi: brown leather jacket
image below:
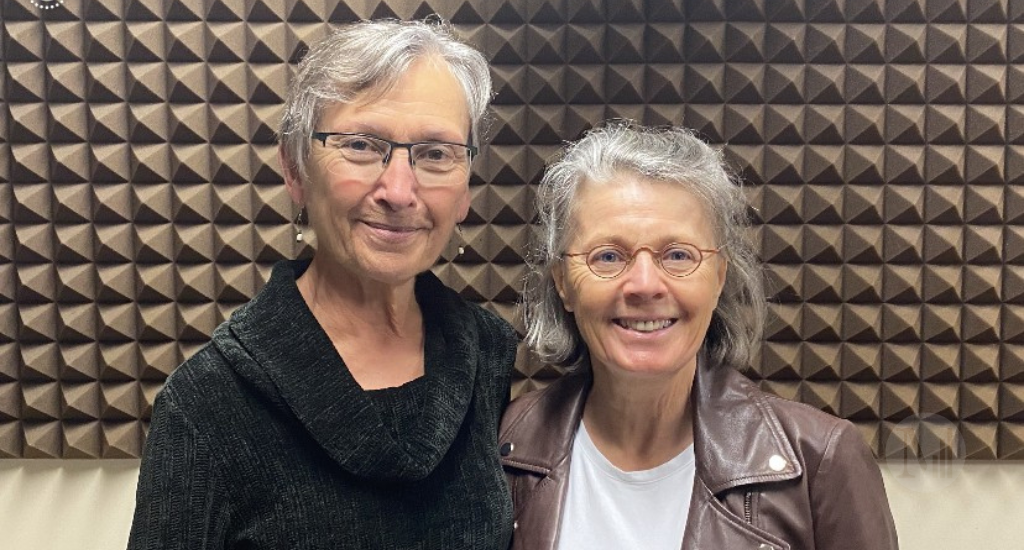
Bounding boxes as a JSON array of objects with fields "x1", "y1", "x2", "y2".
[{"x1": 499, "y1": 362, "x2": 898, "y2": 550}]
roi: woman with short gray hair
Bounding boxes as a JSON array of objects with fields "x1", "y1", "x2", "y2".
[
  {"x1": 129, "y1": 19, "x2": 516, "y2": 549},
  {"x1": 501, "y1": 121, "x2": 898, "y2": 550}
]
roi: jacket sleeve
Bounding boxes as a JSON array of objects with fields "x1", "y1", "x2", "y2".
[
  {"x1": 810, "y1": 420, "x2": 899, "y2": 550},
  {"x1": 127, "y1": 392, "x2": 229, "y2": 550}
]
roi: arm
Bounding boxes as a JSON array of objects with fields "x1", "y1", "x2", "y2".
[
  {"x1": 127, "y1": 393, "x2": 229, "y2": 550},
  {"x1": 811, "y1": 420, "x2": 899, "y2": 550},
  {"x1": 475, "y1": 306, "x2": 518, "y2": 418},
  {"x1": 495, "y1": 326, "x2": 516, "y2": 417}
]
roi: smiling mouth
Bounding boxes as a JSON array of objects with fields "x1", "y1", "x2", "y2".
[
  {"x1": 364, "y1": 221, "x2": 420, "y2": 233},
  {"x1": 615, "y1": 319, "x2": 676, "y2": 333}
]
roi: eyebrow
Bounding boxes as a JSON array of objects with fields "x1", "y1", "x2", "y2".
[{"x1": 329, "y1": 123, "x2": 467, "y2": 144}]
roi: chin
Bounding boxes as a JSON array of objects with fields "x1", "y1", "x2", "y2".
[
  {"x1": 600, "y1": 350, "x2": 697, "y2": 378},
  {"x1": 359, "y1": 261, "x2": 427, "y2": 285},
  {"x1": 352, "y1": 246, "x2": 439, "y2": 282},
  {"x1": 619, "y1": 365, "x2": 682, "y2": 377}
]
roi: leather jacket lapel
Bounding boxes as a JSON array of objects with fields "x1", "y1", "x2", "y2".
[
  {"x1": 683, "y1": 361, "x2": 801, "y2": 550},
  {"x1": 499, "y1": 373, "x2": 589, "y2": 473},
  {"x1": 693, "y1": 361, "x2": 802, "y2": 493},
  {"x1": 499, "y1": 373, "x2": 590, "y2": 550}
]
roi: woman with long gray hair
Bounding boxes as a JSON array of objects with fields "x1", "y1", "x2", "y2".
[
  {"x1": 500, "y1": 121, "x2": 898, "y2": 550},
  {"x1": 129, "y1": 19, "x2": 516, "y2": 549}
]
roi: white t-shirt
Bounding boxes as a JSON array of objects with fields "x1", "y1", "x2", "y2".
[{"x1": 556, "y1": 421, "x2": 695, "y2": 550}]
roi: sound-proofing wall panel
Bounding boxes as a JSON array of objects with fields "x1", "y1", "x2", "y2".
[{"x1": 2, "y1": 0, "x2": 1024, "y2": 459}]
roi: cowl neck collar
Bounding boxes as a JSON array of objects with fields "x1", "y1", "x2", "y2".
[{"x1": 225, "y1": 260, "x2": 480, "y2": 481}]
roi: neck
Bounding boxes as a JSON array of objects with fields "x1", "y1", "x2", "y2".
[
  {"x1": 582, "y1": 364, "x2": 696, "y2": 471},
  {"x1": 296, "y1": 256, "x2": 421, "y2": 341}
]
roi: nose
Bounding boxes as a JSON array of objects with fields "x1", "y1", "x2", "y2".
[
  {"x1": 374, "y1": 147, "x2": 418, "y2": 210},
  {"x1": 621, "y1": 250, "x2": 667, "y2": 299}
]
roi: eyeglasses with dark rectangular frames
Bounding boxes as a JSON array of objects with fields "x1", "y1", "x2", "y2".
[
  {"x1": 311, "y1": 132, "x2": 477, "y2": 187},
  {"x1": 562, "y1": 243, "x2": 725, "y2": 279}
]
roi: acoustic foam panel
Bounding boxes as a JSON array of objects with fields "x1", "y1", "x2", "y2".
[{"x1": 2, "y1": 0, "x2": 1024, "y2": 459}]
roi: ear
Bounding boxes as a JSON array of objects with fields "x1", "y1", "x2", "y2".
[
  {"x1": 280, "y1": 144, "x2": 305, "y2": 206},
  {"x1": 551, "y1": 262, "x2": 573, "y2": 313}
]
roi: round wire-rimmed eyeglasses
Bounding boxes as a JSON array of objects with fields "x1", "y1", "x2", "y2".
[{"x1": 561, "y1": 242, "x2": 725, "y2": 279}]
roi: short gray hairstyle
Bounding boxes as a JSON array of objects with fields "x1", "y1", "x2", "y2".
[
  {"x1": 278, "y1": 18, "x2": 492, "y2": 181},
  {"x1": 522, "y1": 121, "x2": 766, "y2": 371}
]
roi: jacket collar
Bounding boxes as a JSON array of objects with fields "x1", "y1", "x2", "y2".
[
  {"x1": 691, "y1": 359, "x2": 802, "y2": 493},
  {"x1": 499, "y1": 371, "x2": 590, "y2": 476},
  {"x1": 500, "y1": 357, "x2": 801, "y2": 493}
]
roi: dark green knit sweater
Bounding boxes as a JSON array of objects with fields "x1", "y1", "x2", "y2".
[{"x1": 128, "y1": 260, "x2": 517, "y2": 549}]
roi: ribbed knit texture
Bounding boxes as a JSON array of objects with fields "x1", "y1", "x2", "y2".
[{"x1": 128, "y1": 260, "x2": 517, "y2": 549}]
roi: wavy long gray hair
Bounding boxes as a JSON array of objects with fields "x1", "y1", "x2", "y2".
[
  {"x1": 522, "y1": 121, "x2": 765, "y2": 371},
  {"x1": 278, "y1": 18, "x2": 492, "y2": 182}
]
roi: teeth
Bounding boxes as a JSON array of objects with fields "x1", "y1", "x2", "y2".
[{"x1": 620, "y1": 319, "x2": 672, "y2": 332}]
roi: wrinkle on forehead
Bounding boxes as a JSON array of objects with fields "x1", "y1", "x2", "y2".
[{"x1": 571, "y1": 176, "x2": 717, "y2": 250}]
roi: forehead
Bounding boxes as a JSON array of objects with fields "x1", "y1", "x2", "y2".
[
  {"x1": 571, "y1": 175, "x2": 717, "y2": 244},
  {"x1": 319, "y1": 56, "x2": 470, "y2": 136}
]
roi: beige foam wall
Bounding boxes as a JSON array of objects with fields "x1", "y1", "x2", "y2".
[
  {"x1": 880, "y1": 461, "x2": 1024, "y2": 549},
  {"x1": 0, "y1": 460, "x2": 1021, "y2": 550},
  {"x1": 0, "y1": 460, "x2": 138, "y2": 550}
]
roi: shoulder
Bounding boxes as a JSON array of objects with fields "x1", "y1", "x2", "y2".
[
  {"x1": 160, "y1": 340, "x2": 228, "y2": 403},
  {"x1": 761, "y1": 390, "x2": 847, "y2": 438},
  {"x1": 501, "y1": 372, "x2": 586, "y2": 438},
  {"x1": 154, "y1": 326, "x2": 250, "y2": 431},
  {"x1": 469, "y1": 302, "x2": 517, "y2": 349},
  {"x1": 501, "y1": 383, "x2": 548, "y2": 432},
  {"x1": 419, "y1": 271, "x2": 518, "y2": 357},
  {"x1": 750, "y1": 381, "x2": 872, "y2": 475},
  {"x1": 464, "y1": 303, "x2": 517, "y2": 396},
  {"x1": 427, "y1": 272, "x2": 513, "y2": 328},
  {"x1": 720, "y1": 367, "x2": 849, "y2": 442}
]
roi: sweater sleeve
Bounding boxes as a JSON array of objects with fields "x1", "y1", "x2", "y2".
[
  {"x1": 128, "y1": 391, "x2": 230, "y2": 550},
  {"x1": 481, "y1": 310, "x2": 517, "y2": 420},
  {"x1": 810, "y1": 420, "x2": 899, "y2": 550}
]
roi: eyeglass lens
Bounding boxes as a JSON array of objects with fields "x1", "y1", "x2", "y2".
[
  {"x1": 319, "y1": 133, "x2": 471, "y2": 186},
  {"x1": 585, "y1": 243, "x2": 704, "y2": 278}
]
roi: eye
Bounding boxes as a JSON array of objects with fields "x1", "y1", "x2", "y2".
[
  {"x1": 328, "y1": 135, "x2": 386, "y2": 162},
  {"x1": 589, "y1": 246, "x2": 628, "y2": 265},
  {"x1": 414, "y1": 144, "x2": 460, "y2": 170},
  {"x1": 340, "y1": 136, "x2": 382, "y2": 153},
  {"x1": 663, "y1": 247, "x2": 696, "y2": 263},
  {"x1": 425, "y1": 145, "x2": 454, "y2": 160}
]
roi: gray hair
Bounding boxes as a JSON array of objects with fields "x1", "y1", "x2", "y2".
[
  {"x1": 522, "y1": 121, "x2": 766, "y2": 371},
  {"x1": 278, "y1": 18, "x2": 492, "y2": 181}
]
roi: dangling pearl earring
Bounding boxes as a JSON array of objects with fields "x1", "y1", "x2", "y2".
[
  {"x1": 456, "y1": 223, "x2": 465, "y2": 255},
  {"x1": 294, "y1": 209, "x2": 305, "y2": 243}
]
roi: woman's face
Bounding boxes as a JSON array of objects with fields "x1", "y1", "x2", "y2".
[
  {"x1": 286, "y1": 56, "x2": 472, "y2": 286},
  {"x1": 553, "y1": 176, "x2": 727, "y2": 382}
]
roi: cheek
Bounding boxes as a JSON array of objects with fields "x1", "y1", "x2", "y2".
[
  {"x1": 560, "y1": 267, "x2": 595, "y2": 312},
  {"x1": 683, "y1": 291, "x2": 721, "y2": 325},
  {"x1": 320, "y1": 157, "x2": 349, "y2": 177},
  {"x1": 301, "y1": 168, "x2": 335, "y2": 207},
  {"x1": 455, "y1": 187, "x2": 471, "y2": 220}
]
